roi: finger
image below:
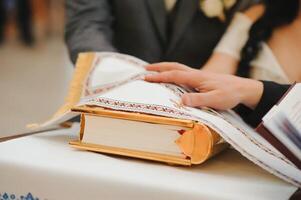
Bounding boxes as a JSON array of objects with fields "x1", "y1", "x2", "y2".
[
  {"x1": 145, "y1": 62, "x2": 189, "y2": 72},
  {"x1": 195, "y1": 80, "x2": 219, "y2": 92},
  {"x1": 181, "y1": 92, "x2": 212, "y2": 108},
  {"x1": 145, "y1": 70, "x2": 200, "y2": 88}
]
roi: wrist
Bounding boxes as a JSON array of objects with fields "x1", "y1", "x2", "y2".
[{"x1": 239, "y1": 78, "x2": 264, "y2": 109}]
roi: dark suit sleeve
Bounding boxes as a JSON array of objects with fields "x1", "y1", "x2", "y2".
[
  {"x1": 65, "y1": 0, "x2": 117, "y2": 64},
  {"x1": 235, "y1": 0, "x2": 262, "y2": 11},
  {"x1": 235, "y1": 81, "x2": 291, "y2": 127}
]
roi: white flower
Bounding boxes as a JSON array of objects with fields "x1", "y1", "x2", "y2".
[
  {"x1": 224, "y1": 0, "x2": 237, "y2": 10},
  {"x1": 200, "y1": 0, "x2": 224, "y2": 18},
  {"x1": 200, "y1": 0, "x2": 237, "y2": 21}
]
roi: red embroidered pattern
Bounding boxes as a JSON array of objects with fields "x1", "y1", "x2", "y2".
[{"x1": 85, "y1": 97, "x2": 196, "y2": 120}]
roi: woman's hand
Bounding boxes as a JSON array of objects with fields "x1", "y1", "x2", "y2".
[{"x1": 145, "y1": 65, "x2": 263, "y2": 110}]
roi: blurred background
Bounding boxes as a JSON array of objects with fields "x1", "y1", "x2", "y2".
[{"x1": 0, "y1": 0, "x2": 73, "y2": 137}]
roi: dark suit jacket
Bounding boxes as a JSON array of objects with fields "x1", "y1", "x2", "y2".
[
  {"x1": 236, "y1": 81, "x2": 290, "y2": 127},
  {"x1": 65, "y1": 0, "x2": 257, "y2": 66}
]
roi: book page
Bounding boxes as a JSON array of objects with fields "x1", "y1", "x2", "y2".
[
  {"x1": 263, "y1": 84, "x2": 301, "y2": 130},
  {"x1": 264, "y1": 109, "x2": 301, "y2": 160},
  {"x1": 77, "y1": 52, "x2": 301, "y2": 187},
  {"x1": 83, "y1": 115, "x2": 186, "y2": 157},
  {"x1": 277, "y1": 84, "x2": 301, "y2": 130},
  {"x1": 262, "y1": 83, "x2": 301, "y2": 162}
]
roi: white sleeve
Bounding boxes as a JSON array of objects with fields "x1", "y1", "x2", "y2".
[{"x1": 214, "y1": 13, "x2": 253, "y2": 60}]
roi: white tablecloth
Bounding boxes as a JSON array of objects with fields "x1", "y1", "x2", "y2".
[{"x1": 0, "y1": 124, "x2": 297, "y2": 200}]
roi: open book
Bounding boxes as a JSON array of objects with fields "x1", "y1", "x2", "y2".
[
  {"x1": 36, "y1": 52, "x2": 301, "y2": 187},
  {"x1": 257, "y1": 83, "x2": 301, "y2": 169}
]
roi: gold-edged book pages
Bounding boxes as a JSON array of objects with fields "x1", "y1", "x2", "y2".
[{"x1": 70, "y1": 106, "x2": 227, "y2": 166}]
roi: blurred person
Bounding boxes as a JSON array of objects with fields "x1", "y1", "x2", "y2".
[
  {"x1": 0, "y1": 0, "x2": 7, "y2": 44},
  {"x1": 202, "y1": 0, "x2": 301, "y2": 83},
  {"x1": 30, "y1": 0, "x2": 65, "y2": 40},
  {"x1": 65, "y1": 0, "x2": 259, "y2": 66},
  {"x1": 16, "y1": 0, "x2": 34, "y2": 45},
  {"x1": 145, "y1": 64, "x2": 291, "y2": 127},
  {"x1": 0, "y1": 0, "x2": 34, "y2": 45}
]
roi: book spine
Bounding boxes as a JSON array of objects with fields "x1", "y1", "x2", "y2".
[{"x1": 176, "y1": 123, "x2": 226, "y2": 164}]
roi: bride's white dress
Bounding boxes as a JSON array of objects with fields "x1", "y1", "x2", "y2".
[{"x1": 214, "y1": 13, "x2": 290, "y2": 84}]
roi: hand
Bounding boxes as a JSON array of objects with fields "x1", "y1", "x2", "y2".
[{"x1": 145, "y1": 66, "x2": 263, "y2": 110}]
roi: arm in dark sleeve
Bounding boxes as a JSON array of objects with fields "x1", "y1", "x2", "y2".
[
  {"x1": 65, "y1": 0, "x2": 117, "y2": 64},
  {"x1": 235, "y1": 81, "x2": 291, "y2": 127},
  {"x1": 236, "y1": 0, "x2": 262, "y2": 11}
]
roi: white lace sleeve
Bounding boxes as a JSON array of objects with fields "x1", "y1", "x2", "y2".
[{"x1": 214, "y1": 13, "x2": 253, "y2": 60}]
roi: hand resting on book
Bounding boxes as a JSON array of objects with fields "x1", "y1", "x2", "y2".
[{"x1": 145, "y1": 62, "x2": 264, "y2": 110}]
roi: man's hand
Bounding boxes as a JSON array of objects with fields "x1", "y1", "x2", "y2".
[{"x1": 145, "y1": 63, "x2": 263, "y2": 110}]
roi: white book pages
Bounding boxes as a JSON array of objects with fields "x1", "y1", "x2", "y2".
[
  {"x1": 264, "y1": 108, "x2": 301, "y2": 161},
  {"x1": 261, "y1": 83, "x2": 301, "y2": 169},
  {"x1": 277, "y1": 83, "x2": 301, "y2": 131},
  {"x1": 82, "y1": 115, "x2": 186, "y2": 157},
  {"x1": 263, "y1": 83, "x2": 301, "y2": 130}
]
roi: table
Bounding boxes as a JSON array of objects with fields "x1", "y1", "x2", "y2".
[{"x1": 0, "y1": 124, "x2": 297, "y2": 200}]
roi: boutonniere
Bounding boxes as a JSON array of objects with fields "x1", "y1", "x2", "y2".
[{"x1": 200, "y1": 0, "x2": 237, "y2": 21}]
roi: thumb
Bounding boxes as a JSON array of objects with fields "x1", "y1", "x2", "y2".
[{"x1": 181, "y1": 93, "x2": 210, "y2": 108}]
